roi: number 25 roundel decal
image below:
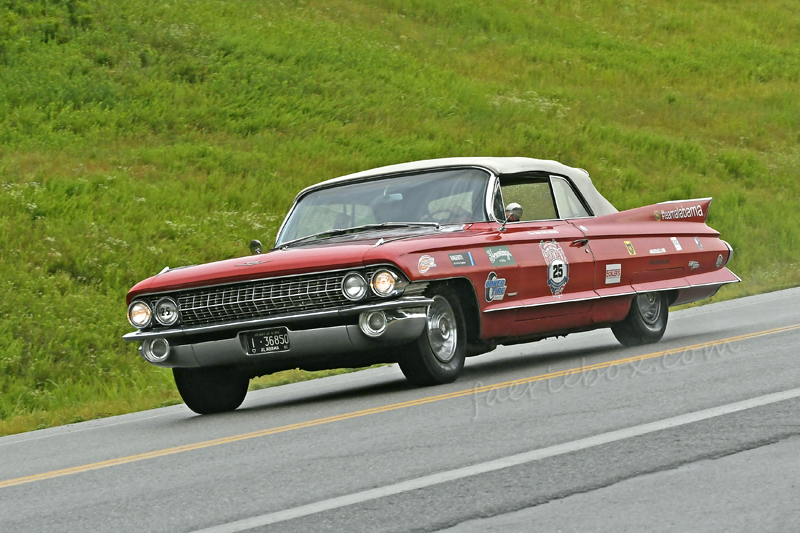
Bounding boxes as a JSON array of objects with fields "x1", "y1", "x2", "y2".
[{"x1": 540, "y1": 240, "x2": 569, "y2": 298}]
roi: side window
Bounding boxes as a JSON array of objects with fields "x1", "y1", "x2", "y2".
[
  {"x1": 499, "y1": 181, "x2": 557, "y2": 221},
  {"x1": 551, "y1": 177, "x2": 591, "y2": 218}
]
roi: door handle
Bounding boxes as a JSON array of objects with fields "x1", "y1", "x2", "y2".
[{"x1": 572, "y1": 239, "x2": 590, "y2": 246}]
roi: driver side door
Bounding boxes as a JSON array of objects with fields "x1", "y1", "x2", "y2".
[{"x1": 493, "y1": 174, "x2": 598, "y2": 334}]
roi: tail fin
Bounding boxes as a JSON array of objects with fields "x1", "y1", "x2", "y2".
[
  {"x1": 595, "y1": 198, "x2": 712, "y2": 225},
  {"x1": 653, "y1": 198, "x2": 711, "y2": 223}
]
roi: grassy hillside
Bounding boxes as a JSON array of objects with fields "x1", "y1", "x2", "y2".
[{"x1": 1, "y1": 0, "x2": 799, "y2": 435}]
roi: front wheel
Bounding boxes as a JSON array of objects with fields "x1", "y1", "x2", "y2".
[
  {"x1": 611, "y1": 292, "x2": 669, "y2": 347},
  {"x1": 399, "y1": 286, "x2": 467, "y2": 386},
  {"x1": 173, "y1": 366, "x2": 249, "y2": 414}
]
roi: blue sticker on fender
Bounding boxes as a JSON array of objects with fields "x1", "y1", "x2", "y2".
[
  {"x1": 485, "y1": 272, "x2": 507, "y2": 302},
  {"x1": 449, "y1": 252, "x2": 475, "y2": 267}
]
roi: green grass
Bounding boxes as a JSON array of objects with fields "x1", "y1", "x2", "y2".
[{"x1": 1, "y1": 0, "x2": 799, "y2": 435}]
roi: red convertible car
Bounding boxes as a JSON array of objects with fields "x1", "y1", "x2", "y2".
[{"x1": 124, "y1": 157, "x2": 739, "y2": 414}]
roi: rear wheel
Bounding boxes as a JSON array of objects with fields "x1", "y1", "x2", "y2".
[
  {"x1": 611, "y1": 292, "x2": 669, "y2": 347},
  {"x1": 399, "y1": 286, "x2": 466, "y2": 386},
  {"x1": 173, "y1": 366, "x2": 249, "y2": 414}
]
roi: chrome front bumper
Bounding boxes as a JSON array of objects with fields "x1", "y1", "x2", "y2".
[{"x1": 127, "y1": 298, "x2": 432, "y2": 368}]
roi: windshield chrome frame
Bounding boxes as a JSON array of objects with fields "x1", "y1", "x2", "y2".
[
  {"x1": 485, "y1": 171, "x2": 502, "y2": 224},
  {"x1": 274, "y1": 166, "x2": 498, "y2": 247}
]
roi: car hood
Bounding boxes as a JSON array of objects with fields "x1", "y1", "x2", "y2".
[
  {"x1": 126, "y1": 225, "x2": 491, "y2": 303},
  {"x1": 126, "y1": 240, "x2": 379, "y2": 301}
]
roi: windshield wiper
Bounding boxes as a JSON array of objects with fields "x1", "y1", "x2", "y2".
[{"x1": 277, "y1": 222, "x2": 440, "y2": 249}]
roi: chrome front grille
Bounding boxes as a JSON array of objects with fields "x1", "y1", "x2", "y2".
[{"x1": 176, "y1": 272, "x2": 351, "y2": 327}]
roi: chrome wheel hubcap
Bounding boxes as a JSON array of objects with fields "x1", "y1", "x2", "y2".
[
  {"x1": 637, "y1": 292, "x2": 663, "y2": 327},
  {"x1": 427, "y1": 296, "x2": 457, "y2": 363}
]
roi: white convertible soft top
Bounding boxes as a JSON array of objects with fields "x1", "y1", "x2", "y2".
[{"x1": 299, "y1": 157, "x2": 618, "y2": 217}]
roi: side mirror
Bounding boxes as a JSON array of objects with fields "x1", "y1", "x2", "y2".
[
  {"x1": 499, "y1": 202, "x2": 523, "y2": 232},
  {"x1": 249, "y1": 239, "x2": 263, "y2": 255},
  {"x1": 505, "y1": 203, "x2": 523, "y2": 221}
]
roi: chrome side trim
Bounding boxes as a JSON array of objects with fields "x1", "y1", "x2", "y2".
[
  {"x1": 484, "y1": 293, "x2": 612, "y2": 313},
  {"x1": 482, "y1": 277, "x2": 741, "y2": 313},
  {"x1": 123, "y1": 296, "x2": 433, "y2": 341},
  {"x1": 688, "y1": 274, "x2": 742, "y2": 287}
]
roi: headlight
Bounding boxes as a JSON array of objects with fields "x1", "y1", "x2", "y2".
[
  {"x1": 371, "y1": 270, "x2": 397, "y2": 297},
  {"x1": 342, "y1": 272, "x2": 368, "y2": 301},
  {"x1": 128, "y1": 301, "x2": 153, "y2": 329},
  {"x1": 154, "y1": 297, "x2": 180, "y2": 326}
]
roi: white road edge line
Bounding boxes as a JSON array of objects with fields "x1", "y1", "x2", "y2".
[{"x1": 194, "y1": 387, "x2": 800, "y2": 533}]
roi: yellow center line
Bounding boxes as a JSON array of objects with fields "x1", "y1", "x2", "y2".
[{"x1": 2, "y1": 323, "x2": 799, "y2": 490}]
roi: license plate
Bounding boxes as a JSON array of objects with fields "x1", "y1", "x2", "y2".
[{"x1": 244, "y1": 328, "x2": 290, "y2": 355}]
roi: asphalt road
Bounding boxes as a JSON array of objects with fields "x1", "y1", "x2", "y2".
[{"x1": 2, "y1": 287, "x2": 799, "y2": 532}]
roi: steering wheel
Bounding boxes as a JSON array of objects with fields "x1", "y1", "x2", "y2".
[{"x1": 421, "y1": 207, "x2": 471, "y2": 223}]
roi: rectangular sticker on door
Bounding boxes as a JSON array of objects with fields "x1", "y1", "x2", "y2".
[
  {"x1": 605, "y1": 264, "x2": 622, "y2": 284},
  {"x1": 484, "y1": 246, "x2": 516, "y2": 266},
  {"x1": 448, "y1": 252, "x2": 475, "y2": 267}
]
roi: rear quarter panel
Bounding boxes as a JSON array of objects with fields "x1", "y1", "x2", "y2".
[{"x1": 576, "y1": 198, "x2": 735, "y2": 301}]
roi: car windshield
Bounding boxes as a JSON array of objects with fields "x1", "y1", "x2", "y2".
[{"x1": 276, "y1": 168, "x2": 491, "y2": 245}]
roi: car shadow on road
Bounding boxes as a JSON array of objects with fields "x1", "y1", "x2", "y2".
[
  {"x1": 183, "y1": 330, "x2": 735, "y2": 420},
  {"x1": 236, "y1": 341, "x2": 626, "y2": 414},
  {"x1": 239, "y1": 377, "x2": 411, "y2": 412},
  {"x1": 462, "y1": 342, "x2": 624, "y2": 380}
]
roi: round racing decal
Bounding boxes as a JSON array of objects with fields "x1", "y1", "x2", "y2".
[
  {"x1": 484, "y1": 272, "x2": 507, "y2": 302},
  {"x1": 418, "y1": 255, "x2": 437, "y2": 274},
  {"x1": 540, "y1": 240, "x2": 569, "y2": 298}
]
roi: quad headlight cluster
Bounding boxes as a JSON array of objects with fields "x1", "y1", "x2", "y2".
[
  {"x1": 127, "y1": 297, "x2": 181, "y2": 329},
  {"x1": 340, "y1": 268, "x2": 402, "y2": 301}
]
